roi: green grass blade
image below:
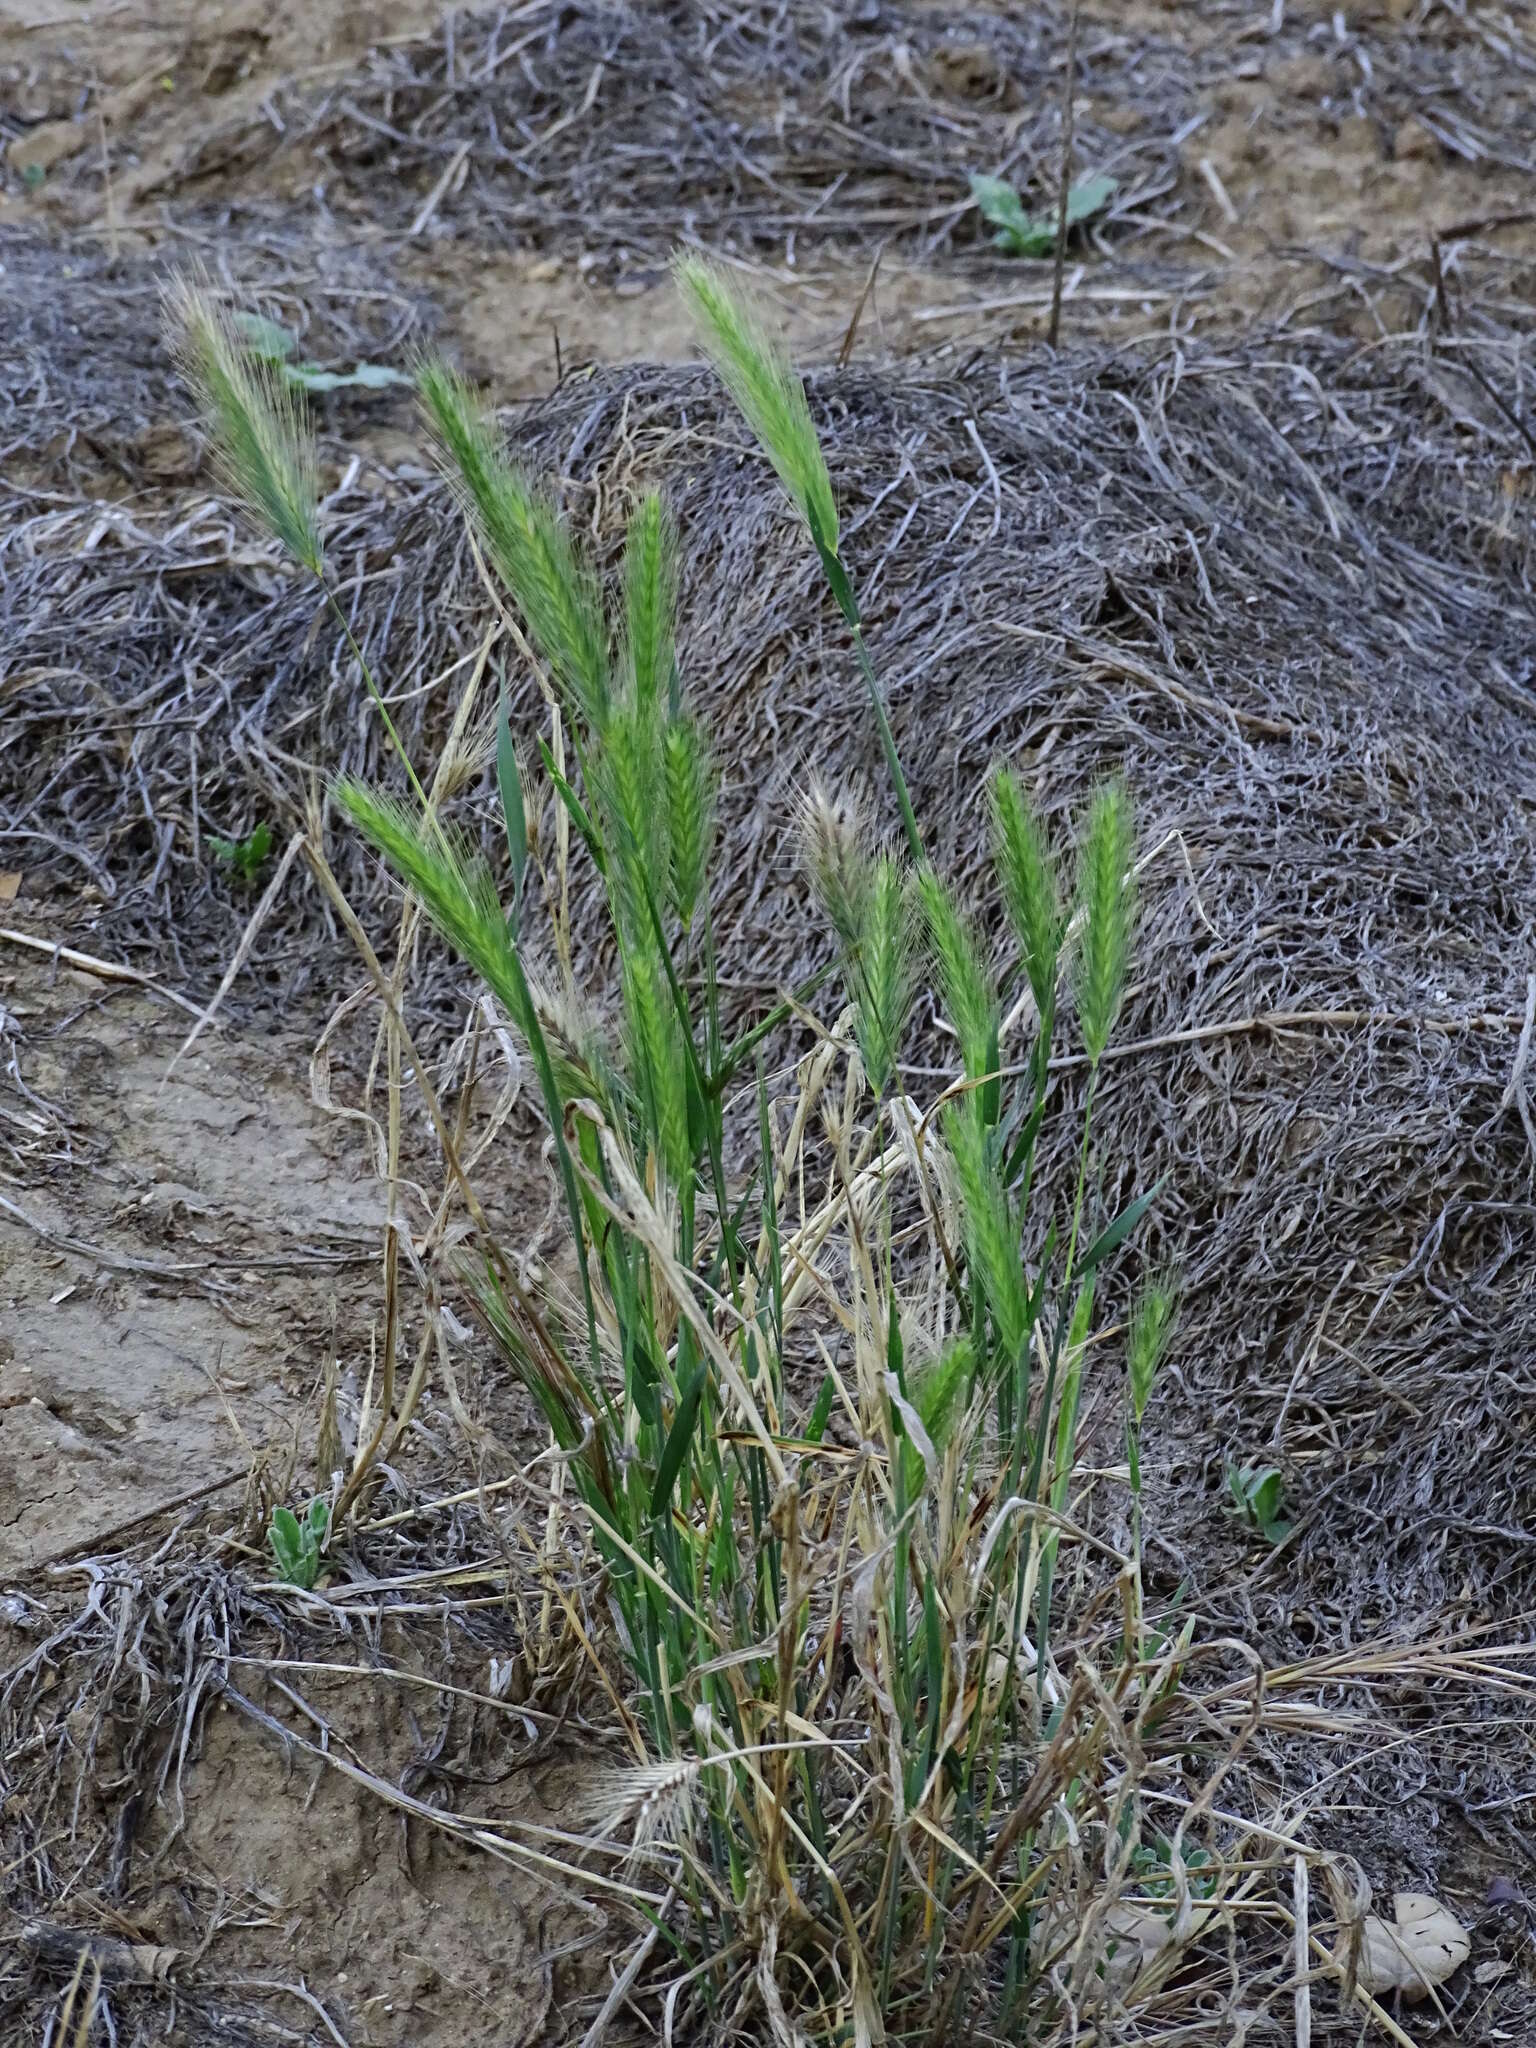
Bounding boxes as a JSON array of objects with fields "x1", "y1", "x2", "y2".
[
  {"x1": 805, "y1": 1371, "x2": 836, "y2": 1445},
  {"x1": 536, "y1": 737, "x2": 607, "y2": 876},
  {"x1": 707, "y1": 961, "x2": 837, "y2": 1098},
  {"x1": 1077, "y1": 1180, "x2": 1162, "y2": 1279}
]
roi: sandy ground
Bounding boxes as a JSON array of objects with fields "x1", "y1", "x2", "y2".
[{"x1": 1, "y1": 971, "x2": 381, "y2": 1572}]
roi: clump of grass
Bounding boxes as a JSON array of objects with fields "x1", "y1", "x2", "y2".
[{"x1": 176, "y1": 260, "x2": 1213, "y2": 2042}]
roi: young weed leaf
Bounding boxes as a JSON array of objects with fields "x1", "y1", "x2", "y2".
[
  {"x1": 269, "y1": 1497, "x2": 329, "y2": 1589},
  {"x1": 1225, "y1": 1463, "x2": 1292, "y2": 1545},
  {"x1": 208, "y1": 819, "x2": 273, "y2": 884},
  {"x1": 969, "y1": 169, "x2": 1118, "y2": 256},
  {"x1": 235, "y1": 309, "x2": 410, "y2": 393}
]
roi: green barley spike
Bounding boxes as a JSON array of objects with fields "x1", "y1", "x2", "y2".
[
  {"x1": 989, "y1": 765, "x2": 1062, "y2": 1016},
  {"x1": 419, "y1": 359, "x2": 610, "y2": 726},
  {"x1": 915, "y1": 1334, "x2": 974, "y2": 1456},
  {"x1": 1075, "y1": 782, "x2": 1136, "y2": 1067},
  {"x1": 945, "y1": 1098, "x2": 1028, "y2": 1363},
  {"x1": 664, "y1": 716, "x2": 715, "y2": 928},
  {"x1": 1127, "y1": 1276, "x2": 1178, "y2": 1426},
  {"x1": 855, "y1": 854, "x2": 914, "y2": 1099},
  {"x1": 335, "y1": 782, "x2": 517, "y2": 1014},
  {"x1": 598, "y1": 700, "x2": 670, "y2": 940},
  {"x1": 168, "y1": 279, "x2": 324, "y2": 576},
  {"x1": 625, "y1": 492, "x2": 677, "y2": 713},
  {"x1": 624, "y1": 948, "x2": 691, "y2": 1185},
  {"x1": 919, "y1": 871, "x2": 998, "y2": 1085},
  {"x1": 675, "y1": 254, "x2": 839, "y2": 557}
]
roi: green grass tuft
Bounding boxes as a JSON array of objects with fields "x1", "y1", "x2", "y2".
[{"x1": 182, "y1": 275, "x2": 1215, "y2": 2044}]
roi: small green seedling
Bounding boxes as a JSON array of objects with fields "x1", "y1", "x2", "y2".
[
  {"x1": 969, "y1": 169, "x2": 1118, "y2": 257},
  {"x1": 22, "y1": 163, "x2": 46, "y2": 191},
  {"x1": 209, "y1": 819, "x2": 272, "y2": 883},
  {"x1": 1224, "y1": 1463, "x2": 1292, "y2": 1545},
  {"x1": 268, "y1": 1498, "x2": 329, "y2": 1589},
  {"x1": 234, "y1": 310, "x2": 409, "y2": 395},
  {"x1": 1128, "y1": 1833, "x2": 1217, "y2": 1906}
]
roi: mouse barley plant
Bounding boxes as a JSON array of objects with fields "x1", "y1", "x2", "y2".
[{"x1": 175, "y1": 263, "x2": 1220, "y2": 2045}]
